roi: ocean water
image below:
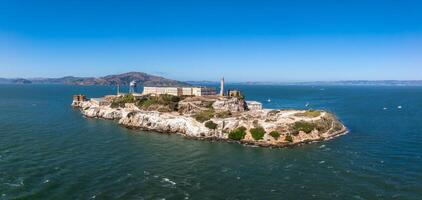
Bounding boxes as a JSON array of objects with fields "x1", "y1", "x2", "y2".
[{"x1": 0, "y1": 84, "x2": 421, "y2": 200}]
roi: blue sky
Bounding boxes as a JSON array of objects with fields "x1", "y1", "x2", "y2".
[{"x1": 1, "y1": 0, "x2": 421, "y2": 81}]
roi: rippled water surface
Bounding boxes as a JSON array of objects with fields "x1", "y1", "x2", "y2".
[{"x1": 1, "y1": 84, "x2": 421, "y2": 199}]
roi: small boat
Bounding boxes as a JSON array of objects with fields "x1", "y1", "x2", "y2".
[
  {"x1": 383, "y1": 107, "x2": 388, "y2": 110},
  {"x1": 398, "y1": 106, "x2": 402, "y2": 109},
  {"x1": 267, "y1": 99, "x2": 271, "y2": 102},
  {"x1": 305, "y1": 102, "x2": 310, "y2": 107}
]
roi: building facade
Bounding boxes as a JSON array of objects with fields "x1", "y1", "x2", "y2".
[
  {"x1": 228, "y1": 90, "x2": 243, "y2": 98},
  {"x1": 143, "y1": 86, "x2": 216, "y2": 96},
  {"x1": 246, "y1": 101, "x2": 263, "y2": 110},
  {"x1": 143, "y1": 87, "x2": 183, "y2": 96},
  {"x1": 73, "y1": 94, "x2": 86, "y2": 102}
]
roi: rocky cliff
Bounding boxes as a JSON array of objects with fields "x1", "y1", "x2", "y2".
[{"x1": 72, "y1": 98, "x2": 347, "y2": 147}]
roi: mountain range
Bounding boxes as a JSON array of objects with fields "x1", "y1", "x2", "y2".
[
  {"x1": 0, "y1": 72, "x2": 190, "y2": 86},
  {"x1": 2, "y1": 73, "x2": 422, "y2": 86}
]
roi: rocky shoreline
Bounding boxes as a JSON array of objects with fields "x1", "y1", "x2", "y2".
[{"x1": 72, "y1": 95, "x2": 347, "y2": 148}]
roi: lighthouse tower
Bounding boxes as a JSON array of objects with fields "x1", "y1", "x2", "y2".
[{"x1": 219, "y1": 77, "x2": 225, "y2": 96}]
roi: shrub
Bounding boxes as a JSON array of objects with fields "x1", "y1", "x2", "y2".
[
  {"x1": 238, "y1": 126, "x2": 247, "y2": 132},
  {"x1": 269, "y1": 131, "x2": 280, "y2": 140},
  {"x1": 291, "y1": 121, "x2": 315, "y2": 134},
  {"x1": 250, "y1": 127, "x2": 265, "y2": 140},
  {"x1": 228, "y1": 127, "x2": 246, "y2": 140},
  {"x1": 285, "y1": 135, "x2": 293, "y2": 142},
  {"x1": 194, "y1": 109, "x2": 215, "y2": 122},
  {"x1": 205, "y1": 121, "x2": 218, "y2": 130}
]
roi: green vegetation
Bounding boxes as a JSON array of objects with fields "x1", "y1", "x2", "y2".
[
  {"x1": 315, "y1": 116, "x2": 332, "y2": 133},
  {"x1": 137, "y1": 94, "x2": 181, "y2": 110},
  {"x1": 215, "y1": 111, "x2": 231, "y2": 118},
  {"x1": 203, "y1": 101, "x2": 214, "y2": 109},
  {"x1": 295, "y1": 110, "x2": 321, "y2": 118},
  {"x1": 205, "y1": 120, "x2": 218, "y2": 130},
  {"x1": 252, "y1": 120, "x2": 259, "y2": 127},
  {"x1": 111, "y1": 94, "x2": 135, "y2": 108},
  {"x1": 267, "y1": 110, "x2": 280, "y2": 116},
  {"x1": 194, "y1": 109, "x2": 215, "y2": 122},
  {"x1": 285, "y1": 135, "x2": 293, "y2": 142},
  {"x1": 269, "y1": 131, "x2": 280, "y2": 140},
  {"x1": 250, "y1": 127, "x2": 266, "y2": 140},
  {"x1": 291, "y1": 121, "x2": 316, "y2": 135},
  {"x1": 111, "y1": 94, "x2": 182, "y2": 111},
  {"x1": 228, "y1": 126, "x2": 247, "y2": 141}
]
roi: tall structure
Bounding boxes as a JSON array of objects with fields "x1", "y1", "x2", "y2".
[
  {"x1": 129, "y1": 80, "x2": 137, "y2": 93},
  {"x1": 220, "y1": 77, "x2": 225, "y2": 96}
]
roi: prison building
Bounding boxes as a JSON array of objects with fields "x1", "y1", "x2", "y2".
[{"x1": 143, "y1": 86, "x2": 216, "y2": 96}]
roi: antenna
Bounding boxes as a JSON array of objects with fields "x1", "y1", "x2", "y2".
[{"x1": 220, "y1": 77, "x2": 225, "y2": 96}]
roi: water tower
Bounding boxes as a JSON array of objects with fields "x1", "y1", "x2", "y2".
[{"x1": 129, "y1": 80, "x2": 137, "y2": 93}]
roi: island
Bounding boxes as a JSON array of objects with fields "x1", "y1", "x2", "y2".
[{"x1": 72, "y1": 79, "x2": 347, "y2": 147}]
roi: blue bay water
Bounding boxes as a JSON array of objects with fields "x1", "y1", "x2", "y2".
[{"x1": 0, "y1": 84, "x2": 421, "y2": 199}]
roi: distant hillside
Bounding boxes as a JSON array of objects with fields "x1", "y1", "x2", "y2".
[{"x1": 0, "y1": 72, "x2": 190, "y2": 86}]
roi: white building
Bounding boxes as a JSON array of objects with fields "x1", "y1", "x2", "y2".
[
  {"x1": 143, "y1": 86, "x2": 216, "y2": 96},
  {"x1": 246, "y1": 101, "x2": 263, "y2": 110},
  {"x1": 182, "y1": 87, "x2": 216, "y2": 96},
  {"x1": 143, "y1": 87, "x2": 182, "y2": 96}
]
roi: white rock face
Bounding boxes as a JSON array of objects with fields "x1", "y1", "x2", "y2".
[
  {"x1": 212, "y1": 98, "x2": 246, "y2": 112},
  {"x1": 119, "y1": 111, "x2": 212, "y2": 137},
  {"x1": 72, "y1": 100, "x2": 347, "y2": 147}
]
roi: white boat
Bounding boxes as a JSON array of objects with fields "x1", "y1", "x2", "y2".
[
  {"x1": 398, "y1": 106, "x2": 402, "y2": 109},
  {"x1": 267, "y1": 99, "x2": 271, "y2": 102},
  {"x1": 305, "y1": 102, "x2": 310, "y2": 107}
]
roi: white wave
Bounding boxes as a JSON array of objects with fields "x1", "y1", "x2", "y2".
[{"x1": 162, "y1": 178, "x2": 176, "y2": 185}]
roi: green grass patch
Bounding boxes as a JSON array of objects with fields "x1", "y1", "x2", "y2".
[
  {"x1": 111, "y1": 94, "x2": 135, "y2": 108},
  {"x1": 296, "y1": 110, "x2": 321, "y2": 118},
  {"x1": 291, "y1": 121, "x2": 316, "y2": 134},
  {"x1": 215, "y1": 111, "x2": 232, "y2": 118},
  {"x1": 136, "y1": 94, "x2": 181, "y2": 111},
  {"x1": 194, "y1": 109, "x2": 215, "y2": 122}
]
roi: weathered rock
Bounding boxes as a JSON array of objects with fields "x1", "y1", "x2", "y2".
[{"x1": 212, "y1": 97, "x2": 247, "y2": 113}]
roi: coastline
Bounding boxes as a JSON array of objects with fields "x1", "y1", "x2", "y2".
[{"x1": 72, "y1": 96, "x2": 347, "y2": 148}]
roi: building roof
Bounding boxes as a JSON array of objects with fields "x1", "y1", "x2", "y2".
[
  {"x1": 246, "y1": 101, "x2": 262, "y2": 105},
  {"x1": 91, "y1": 98, "x2": 105, "y2": 102}
]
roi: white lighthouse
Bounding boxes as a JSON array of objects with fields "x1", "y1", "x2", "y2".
[{"x1": 219, "y1": 77, "x2": 225, "y2": 96}]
